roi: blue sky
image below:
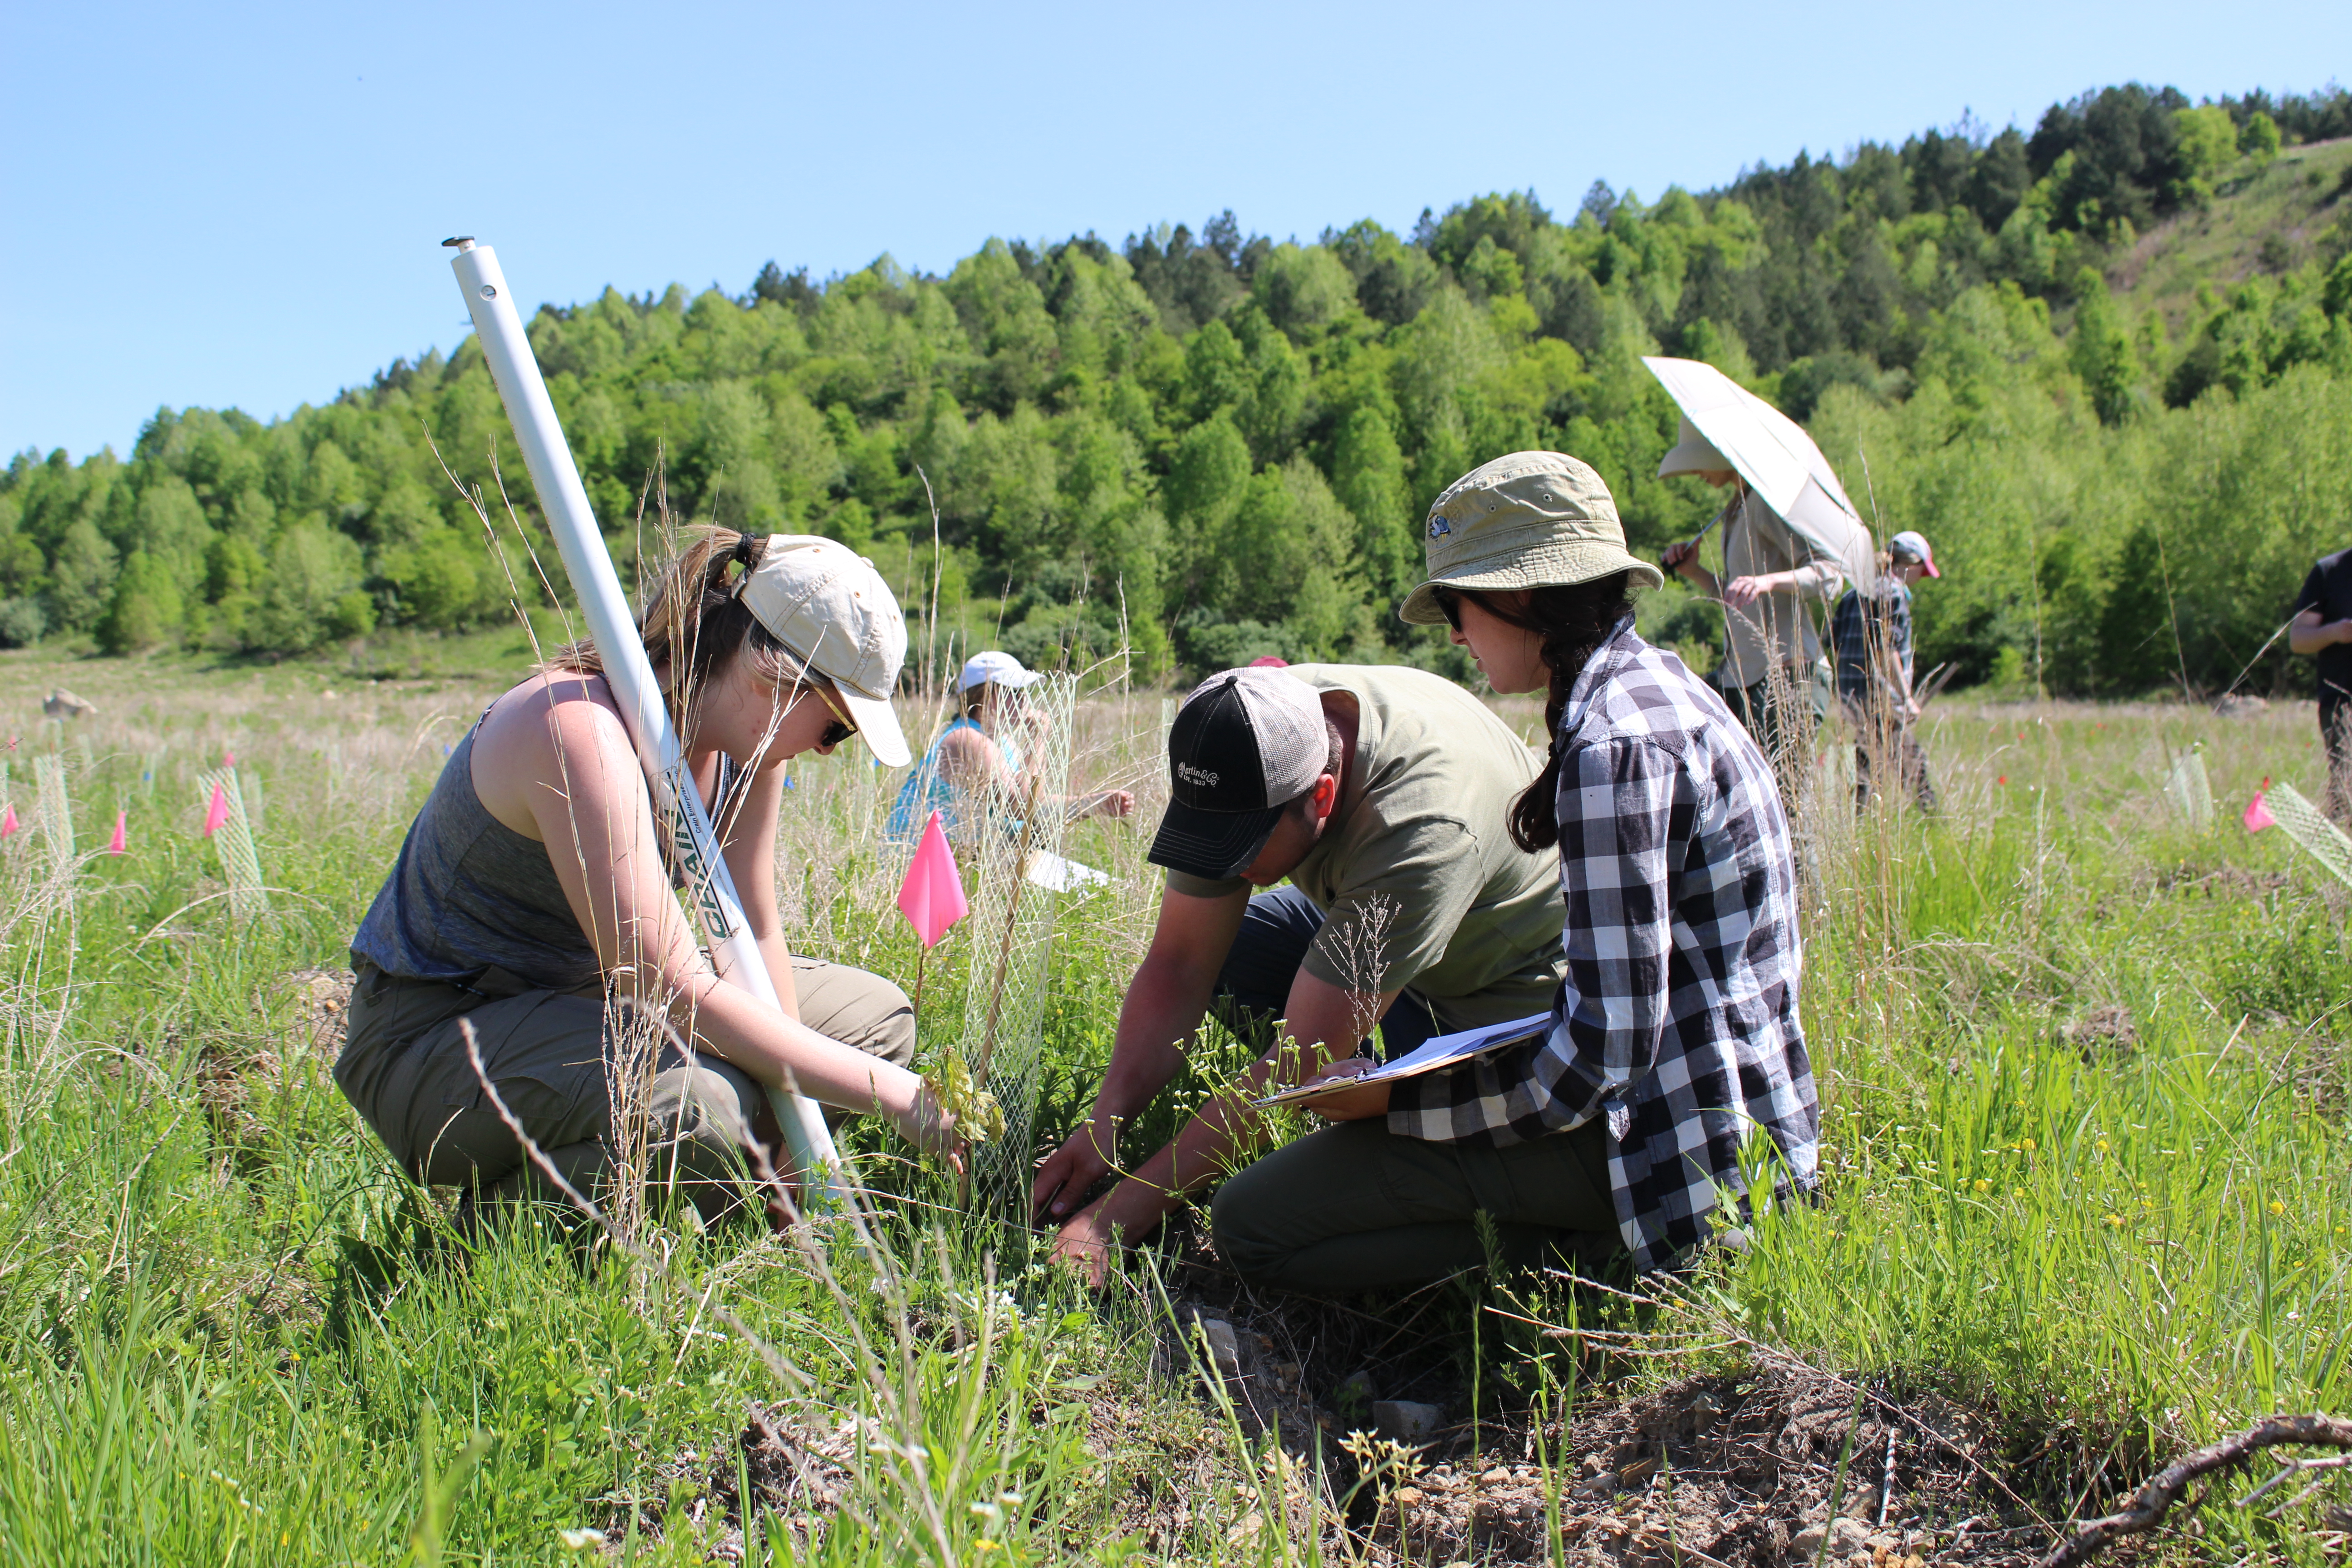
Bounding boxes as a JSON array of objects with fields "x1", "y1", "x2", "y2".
[{"x1": 4, "y1": 0, "x2": 2345, "y2": 461}]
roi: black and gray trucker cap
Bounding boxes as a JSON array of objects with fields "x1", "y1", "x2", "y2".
[{"x1": 1147, "y1": 668, "x2": 1329, "y2": 880}]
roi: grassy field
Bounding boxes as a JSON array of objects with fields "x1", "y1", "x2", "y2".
[{"x1": 3, "y1": 636, "x2": 2350, "y2": 1566}]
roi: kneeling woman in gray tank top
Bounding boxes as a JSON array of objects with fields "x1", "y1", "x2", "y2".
[{"x1": 340, "y1": 529, "x2": 962, "y2": 1220}]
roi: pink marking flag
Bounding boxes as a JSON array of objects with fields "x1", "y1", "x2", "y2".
[
  {"x1": 107, "y1": 809, "x2": 127, "y2": 855},
  {"x1": 202, "y1": 781, "x2": 230, "y2": 838},
  {"x1": 222, "y1": 748, "x2": 236, "y2": 768},
  {"x1": 0, "y1": 803, "x2": 15, "y2": 838},
  {"x1": 2245, "y1": 775, "x2": 2276, "y2": 833},
  {"x1": 897, "y1": 809, "x2": 970, "y2": 948}
]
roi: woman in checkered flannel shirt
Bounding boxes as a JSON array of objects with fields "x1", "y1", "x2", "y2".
[{"x1": 1229, "y1": 452, "x2": 1818, "y2": 1283}]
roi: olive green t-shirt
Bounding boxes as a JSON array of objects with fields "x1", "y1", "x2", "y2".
[{"x1": 1164, "y1": 664, "x2": 1566, "y2": 1030}]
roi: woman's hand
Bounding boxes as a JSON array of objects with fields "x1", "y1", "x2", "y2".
[
  {"x1": 1294, "y1": 1056, "x2": 1392, "y2": 1122},
  {"x1": 897, "y1": 1082, "x2": 967, "y2": 1177},
  {"x1": 1090, "y1": 789, "x2": 1136, "y2": 820}
]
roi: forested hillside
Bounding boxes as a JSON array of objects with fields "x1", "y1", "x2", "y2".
[{"x1": 7, "y1": 82, "x2": 2352, "y2": 693}]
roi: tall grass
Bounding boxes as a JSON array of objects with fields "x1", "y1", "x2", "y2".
[
  {"x1": 1733, "y1": 700, "x2": 2352, "y2": 1462},
  {"x1": 1, "y1": 637, "x2": 2349, "y2": 1561}
]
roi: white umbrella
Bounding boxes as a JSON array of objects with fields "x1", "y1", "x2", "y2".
[{"x1": 1643, "y1": 355, "x2": 1878, "y2": 594}]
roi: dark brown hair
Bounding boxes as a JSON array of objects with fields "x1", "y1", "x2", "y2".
[
  {"x1": 1467, "y1": 573, "x2": 1640, "y2": 853},
  {"x1": 544, "y1": 526, "x2": 814, "y2": 729}
]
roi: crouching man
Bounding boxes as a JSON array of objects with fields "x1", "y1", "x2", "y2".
[{"x1": 1032, "y1": 663, "x2": 1581, "y2": 1290}]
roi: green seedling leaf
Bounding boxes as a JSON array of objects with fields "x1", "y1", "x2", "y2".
[{"x1": 924, "y1": 1054, "x2": 1006, "y2": 1144}]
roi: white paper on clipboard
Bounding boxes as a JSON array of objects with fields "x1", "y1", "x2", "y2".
[
  {"x1": 1024, "y1": 849, "x2": 1112, "y2": 894},
  {"x1": 1254, "y1": 1011, "x2": 1552, "y2": 1109}
]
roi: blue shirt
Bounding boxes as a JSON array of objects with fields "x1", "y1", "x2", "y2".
[{"x1": 886, "y1": 718, "x2": 1022, "y2": 839}]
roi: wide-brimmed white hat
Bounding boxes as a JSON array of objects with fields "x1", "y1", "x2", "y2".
[
  {"x1": 1656, "y1": 415, "x2": 1733, "y2": 478},
  {"x1": 739, "y1": 535, "x2": 911, "y2": 766},
  {"x1": 958, "y1": 650, "x2": 1044, "y2": 693}
]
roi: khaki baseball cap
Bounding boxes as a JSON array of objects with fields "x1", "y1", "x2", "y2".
[
  {"x1": 739, "y1": 534, "x2": 912, "y2": 767},
  {"x1": 1399, "y1": 451, "x2": 1663, "y2": 625}
]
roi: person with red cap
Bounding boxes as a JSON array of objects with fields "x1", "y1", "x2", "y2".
[{"x1": 1830, "y1": 529, "x2": 1940, "y2": 811}]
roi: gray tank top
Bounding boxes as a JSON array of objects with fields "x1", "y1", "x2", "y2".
[{"x1": 350, "y1": 726, "x2": 602, "y2": 990}]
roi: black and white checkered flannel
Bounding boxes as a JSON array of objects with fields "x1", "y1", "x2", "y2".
[
  {"x1": 1387, "y1": 617, "x2": 1819, "y2": 1271},
  {"x1": 1830, "y1": 578, "x2": 1914, "y2": 699}
]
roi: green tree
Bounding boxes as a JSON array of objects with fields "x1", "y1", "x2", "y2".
[
  {"x1": 2068, "y1": 267, "x2": 2140, "y2": 424},
  {"x1": 2239, "y1": 110, "x2": 2281, "y2": 164},
  {"x1": 47, "y1": 518, "x2": 118, "y2": 633},
  {"x1": 97, "y1": 550, "x2": 185, "y2": 653},
  {"x1": 1329, "y1": 406, "x2": 1415, "y2": 602},
  {"x1": 2170, "y1": 105, "x2": 2236, "y2": 203},
  {"x1": 255, "y1": 524, "x2": 370, "y2": 652},
  {"x1": 1251, "y1": 243, "x2": 1357, "y2": 338}
]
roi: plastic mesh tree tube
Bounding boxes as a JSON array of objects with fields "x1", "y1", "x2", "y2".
[
  {"x1": 2263, "y1": 780, "x2": 2352, "y2": 888},
  {"x1": 34, "y1": 755, "x2": 74, "y2": 877},
  {"x1": 202, "y1": 766, "x2": 270, "y2": 922},
  {"x1": 2161, "y1": 747, "x2": 2214, "y2": 829},
  {"x1": 958, "y1": 672, "x2": 1080, "y2": 1218}
]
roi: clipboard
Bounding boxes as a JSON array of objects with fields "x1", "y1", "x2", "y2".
[{"x1": 1254, "y1": 1011, "x2": 1552, "y2": 1109}]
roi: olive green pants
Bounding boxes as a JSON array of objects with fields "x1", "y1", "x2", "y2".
[
  {"x1": 1209, "y1": 1117, "x2": 1618, "y2": 1293},
  {"x1": 336, "y1": 956, "x2": 915, "y2": 1219}
]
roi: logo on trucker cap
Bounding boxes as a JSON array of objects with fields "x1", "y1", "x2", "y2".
[{"x1": 1164, "y1": 670, "x2": 1325, "y2": 811}]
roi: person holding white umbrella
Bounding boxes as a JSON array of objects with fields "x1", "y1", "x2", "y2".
[
  {"x1": 1657, "y1": 416, "x2": 1844, "y2": 767},
  {"x1": 1645, "y1": 357, "x2": 1876, "y2": 780}
]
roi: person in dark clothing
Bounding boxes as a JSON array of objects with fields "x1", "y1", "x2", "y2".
[
  {"x1": 2289, "y1": 547, "x2": 2352, "y2": 821},
  {"x1": 1830, "y1": 529, "x2": 1940, "y2": 811}
]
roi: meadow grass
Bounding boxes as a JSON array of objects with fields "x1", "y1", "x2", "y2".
[{"x1": 2, "y1": 638, "x2": 2349, "y2": 1564}]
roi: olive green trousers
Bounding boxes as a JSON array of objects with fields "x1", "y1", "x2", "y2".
[
  {"x1": 336, "y1": 956, "x2": 914, "y2": 1219},
  {"x1": 1209, "y1": 1117, "x2": 1618, "y2": 1293}
]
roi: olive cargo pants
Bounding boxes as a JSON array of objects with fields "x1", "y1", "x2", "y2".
[{"x1": 336, "y1": 956, "x2": 915, "y2": 1219}]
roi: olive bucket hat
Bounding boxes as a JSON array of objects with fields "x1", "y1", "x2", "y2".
[{"x1": 1398, "y1": 451, "x2": 1664, "y2": 625}]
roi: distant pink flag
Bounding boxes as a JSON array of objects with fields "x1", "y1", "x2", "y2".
[
  {"x1": 202, "y1": 781, "x2": 230, "y2": 838},
  {"x1": 222, "y1": 748, "x2": 236, "y2": 768},
  {"x1": 0, "y1": 803, "x2": 15, "y2": 838},
  {"x1": 2244, "y1": 791, "x2": 2277, "y2": 833},
  {"x1": 897, "y1": 810, "x2": 970, "y2": 948},
  {"x1": 108, "y1": 809, "x2": 127, "y2": 855}
]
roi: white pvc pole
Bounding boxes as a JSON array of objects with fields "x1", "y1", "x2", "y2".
[{"x1": 446, "y1": 238, "x2": 847, "y2": 1206}]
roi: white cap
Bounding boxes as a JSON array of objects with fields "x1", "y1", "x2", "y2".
[
  {"x1": 959, "y1": 650, "x2": 1044, "y2": 693},
  {"x1": 738, "y1": 535, "x2": 911, "y2": 767},
  {"x1": 1656, "y1": 415, "x2": 1732, "y2": 479}
]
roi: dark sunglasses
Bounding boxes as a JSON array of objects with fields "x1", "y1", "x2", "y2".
[{"x1": 1433, "y1": 586, "x2": 1465, "y2": 631}]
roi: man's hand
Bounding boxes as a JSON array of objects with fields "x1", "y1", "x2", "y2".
[
  {"x1": 1721, "y1": 574, "x2": 1769, "y2": 609},
  {"x1": 1049, "y1": 1203, "x2": 1122, "y2": 1290},
  {"x1": 1032, "y1": 1119, "x2": 1115, "y2": 1222},
  {"x1": 1662, "y1": 539, "x2": 1700, "y2": 578},
  {"x1": 1090, "y1": 789, "x2": 1137, "y2": 820}
]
